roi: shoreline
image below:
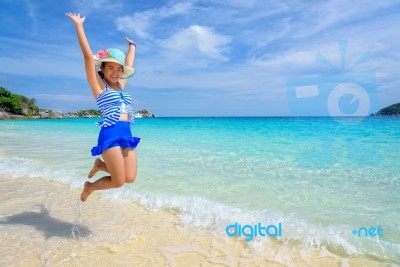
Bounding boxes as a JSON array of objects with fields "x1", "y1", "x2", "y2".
[
  {"x1": 0, "y1": 109, "x2": 154, "y2": 120},
  {"x1": 0, "y1": 174, "x2": 387, "y2": 266}
]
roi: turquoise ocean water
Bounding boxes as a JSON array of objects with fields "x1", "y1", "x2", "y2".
[{"x1": 0, "y1": 117, "x2": 399, "y2": 263}]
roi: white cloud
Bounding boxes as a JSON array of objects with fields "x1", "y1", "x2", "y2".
[
  {"x1": 116, "y1": 2, "x2": 193, "y2": 39},
  {"x1": 24, "y1": 0, "x2": 37, "y2": 35},
  {"x1": 130, "y1": 20, "x2": 399, "y2": 112},
  {"x1": 116, "y1": 12, "x2": 152, "y2": 39},
  {"x1": 159, "y1": 2, "x2": 193, "y2": 17},
  {"x1": 161, "y1": 25, "x2": 232, "y2": 62},
  {"x1": 289, "y1": 0, "x2": 397, "y2": 39}
]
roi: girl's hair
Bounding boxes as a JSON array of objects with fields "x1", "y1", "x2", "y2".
[
  {"x1": 98, "y1": 62, "x2": 124, "y2": 79},
  {"x1": 98, "y1": 62, "x2": 106, "y2": 79}
]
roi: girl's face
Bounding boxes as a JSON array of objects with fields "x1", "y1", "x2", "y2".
[{"x1": 101, "y1": 62, "x2": 123, "y2": 83}]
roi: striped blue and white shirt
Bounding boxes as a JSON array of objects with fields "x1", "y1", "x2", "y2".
[{"x1": 95, "y1": 82, "x2": 135, "y2": 128}]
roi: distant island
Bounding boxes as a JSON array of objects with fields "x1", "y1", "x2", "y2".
[
  {"x1": 371, "y1": 103, "x2": 400, "y2": 116},
  {"x1": 0, "y1": 86, "x2": 155, "y2": 120}
]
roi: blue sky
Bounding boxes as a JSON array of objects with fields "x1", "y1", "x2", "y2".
[{"x1": 0, "y1": 0, "x2": 399, "y2": 116}]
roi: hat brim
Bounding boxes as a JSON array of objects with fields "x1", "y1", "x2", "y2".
[{"x1": 93, "y1": 57, "x2": 135, "y2": 79}]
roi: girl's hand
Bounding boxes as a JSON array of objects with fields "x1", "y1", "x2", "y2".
[
  {"x1": 125, "y1": 37, "x2": 134, "y2": 44},
  {"x1": 66, "y1": 12, "x2": 86, "y2": 25}
]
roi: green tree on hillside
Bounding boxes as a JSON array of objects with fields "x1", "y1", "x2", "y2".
[
  {"x1": 0, "y1": 86, "x2": 40, "y2": 116},
  {"x1": 376, "y1": 103, "x2": 400, "y2": 116}
]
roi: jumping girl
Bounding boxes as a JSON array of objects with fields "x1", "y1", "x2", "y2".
[{"x1": 66, "y1": 12, "x2": 141, "y2": 202}]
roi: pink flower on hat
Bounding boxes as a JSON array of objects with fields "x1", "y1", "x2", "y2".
[{"x1": 96, "y1": 49, "x2": 110, "y2": 58}]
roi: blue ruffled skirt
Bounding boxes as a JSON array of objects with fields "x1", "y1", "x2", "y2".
[{"x1": 91, "y1": 121, "x2": 141, "y2": 156}]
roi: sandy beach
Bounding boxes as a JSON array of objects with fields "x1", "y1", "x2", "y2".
[{"x1": 0, "y1": 174, "x2": 386, "y2": 267}]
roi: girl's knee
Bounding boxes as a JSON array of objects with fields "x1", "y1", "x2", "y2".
[
  {"x1": 112, "y1": 177, "x2": 125, "y2": 188},
  {"x1": 125, "y1": 175, "x2": 136, "y2": 184}
]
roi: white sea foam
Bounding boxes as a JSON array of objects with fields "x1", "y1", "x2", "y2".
[
  {"x1": 0, "y1": 155, "x2": 83, "y2": 187},
  {"x1": 101, "y1": 185, "x2": 400, "y2": 261}
]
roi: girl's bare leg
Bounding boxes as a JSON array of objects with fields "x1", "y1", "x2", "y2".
[
  {"x1": 123, "y1": 148, "x2": 137, "y2": 183},
  {"x1": 88, "y1": 158, "x2": 109, "y2": 178},
  {"x1": 81, "y1": 147, "x2": 125, "y2": 201}
]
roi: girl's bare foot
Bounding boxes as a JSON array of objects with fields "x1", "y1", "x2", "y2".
[
  {"x1": 80, "y1": 181, "x2": 94, "y2": 202},
  {"x1": 88, "y1": 158, "x2": 103, "y2": 178}
]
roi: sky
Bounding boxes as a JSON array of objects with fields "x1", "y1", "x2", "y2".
[{"x1": 0, "y1": 0, "x2": 399, "y2": 117}]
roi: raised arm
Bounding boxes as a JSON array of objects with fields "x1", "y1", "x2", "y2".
[
  {"x1": 66, "y1": 12, "x2": 102, "y2": 98},
  {"x1": 119, "y1": 37, "x2": 136, "y2": 88}
]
